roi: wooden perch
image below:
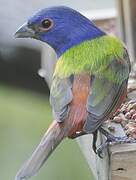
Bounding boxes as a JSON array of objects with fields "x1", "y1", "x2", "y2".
[
  {"x1": 77, "y1": 80, "x2": 136, "y2": 180},
  {"x1": 77, "y1": 122, "x2": 136, "y2": 180}
]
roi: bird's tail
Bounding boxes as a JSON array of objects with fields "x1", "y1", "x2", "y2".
[{"x1": 15, "y1": 121, "x2": 67, "y2": 180}]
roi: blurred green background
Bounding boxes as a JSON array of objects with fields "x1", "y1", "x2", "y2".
[{"x1": 0, "y1": 84, "x2": 94, "y2": 180}]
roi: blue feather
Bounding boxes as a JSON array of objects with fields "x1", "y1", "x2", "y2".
[{"x1": 28, "y1": 6, "x2": 106, "y2": 57}]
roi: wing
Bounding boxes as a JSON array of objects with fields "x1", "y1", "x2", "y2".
[
  {"x1": 50, "y1": 75, "x2": 73, "y2": 122},
  {"x1": 83, "y1": 48, "x2": 131, "y2": 133}
]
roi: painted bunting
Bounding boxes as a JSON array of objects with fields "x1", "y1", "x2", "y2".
[{"x1": 15, "y1": 6, "x2": 131, "y2": 180}]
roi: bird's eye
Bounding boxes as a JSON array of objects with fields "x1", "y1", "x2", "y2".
[{"x1": 41, "y1": 19, "x2": 53, "y2": 30}]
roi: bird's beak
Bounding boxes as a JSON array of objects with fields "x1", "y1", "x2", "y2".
[{"x1": 14, "y1": 23, "x2": 35, "y2": 38}]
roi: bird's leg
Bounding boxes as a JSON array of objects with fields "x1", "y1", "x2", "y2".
[
  {"x1": 92, "y1": 130, "x2": 98, "y2": 154},
  {"x1": 97, "y1": 127, "x2": 121, "y2": 158},
  {"x1": 97, "y1": 127, "x2": 136, "y2": 158},
  {"x1": 69, "y1": 130, "x2": 98, "y2": 155}
]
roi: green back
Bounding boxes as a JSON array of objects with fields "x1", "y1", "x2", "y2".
[{"x1": 54, "y1": 35, "x2": 126, "y2": 83}]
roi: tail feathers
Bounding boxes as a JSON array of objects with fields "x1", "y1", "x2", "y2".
[{"x1": 15, "y1": 121, "x2": 66, "y2": 180}]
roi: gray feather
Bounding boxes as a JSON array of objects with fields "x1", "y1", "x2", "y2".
[
  {"x1": 50, "y1": 75, "x2": 73, "y2": 122},
  {"x1": 84, "y1": 51, "x2": 130, "y2": 133}
]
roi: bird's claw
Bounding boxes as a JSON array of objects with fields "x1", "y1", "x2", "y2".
[
  {"x1": 92, "y1": 130, "x2": 98, "y2": 154},
  {"x1": 97, "y1": 142, "x2": 108, "y2": 158},
  {"x1": 97, "y1": 135, "x2": 126, "y2": 159},
  {"x1": 96, "y1": 138, "x2": 112, "y2": 158},
  {"x1": 92, "y1": 127, "x2": 136, "y2": 158},
  {"x1": 96, "y1": 134, "x2": 136, "y2": 158}
]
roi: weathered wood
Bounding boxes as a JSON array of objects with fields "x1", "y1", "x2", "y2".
[
  {"x1": 77, "y1": 122, "x2": 136, "y2": 180},
  {"x1": 117, "y1": 0, "x2": 136, "y2": 64},
  {"x1": 77, "y1": 122, "x2": 127, "y2": 180},
  {"x1": 110, "y1": 144, "x2": 136, "y2": 180}
]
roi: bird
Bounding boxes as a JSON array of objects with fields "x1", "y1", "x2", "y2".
[{"x1": 15, "y1": 6, "x2": 131, "y2": 180}]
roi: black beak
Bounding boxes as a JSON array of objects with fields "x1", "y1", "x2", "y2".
[{"x1": 14, "y1": 23, "x2": 35, "y2": 38}]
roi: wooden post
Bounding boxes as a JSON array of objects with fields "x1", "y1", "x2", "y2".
[
  {"x1": 77, "y1": 122, "x2": 136, "y2": 180},
  {"x1": 117, "y1": 0, "x2": 136, "y2": 65},
  {"x1": 110, "y1": 144, "x2": 136, "y2": 180}
]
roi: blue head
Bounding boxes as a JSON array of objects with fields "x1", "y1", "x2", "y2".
[{"x1": 15, "y1": 6, "x2": 106, "y2": 57}]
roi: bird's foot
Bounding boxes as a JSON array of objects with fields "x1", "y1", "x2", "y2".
[
  {"x1": 97, "y1": 127, "x2": 136, "y2": 158},
  {"x1": 92, "y1": 130, "x2": 98, "y2": 154}
]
